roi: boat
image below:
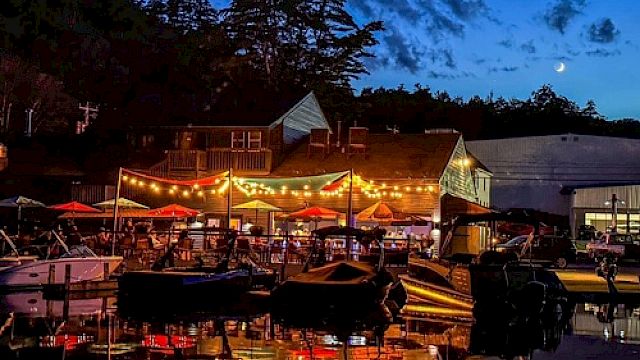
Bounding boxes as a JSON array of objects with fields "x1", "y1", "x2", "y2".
[
  {"x1": 117, "y1": 229, "x2": 276, "y2": 307},
  {"x1": 0, "y1": 230, "x2": 123, "y2": 289},
  {"x1": 270, "y1": 226, "x2": 395, "y2": 325},
  {"x1": 401, "y1": 211, "x2": 566, "y2": 320}
]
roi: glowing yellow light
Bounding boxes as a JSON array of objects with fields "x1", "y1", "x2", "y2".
[
  {"x1": 393, "y1": 185, "x2": 399, "y2": 191},
  {"x1": 172, "y1": 185, "x2": 178, "y2": 190},
  {"x1": 122, "y1": 175, "x2": 129, "y2": 181},
  {"x1": 370, "y1": 180, "x2": 375, "y2": 185},
  {"x1": 182, "y1": 190, "x2": 190, "y2": 197},
  {"x1": 211, "y1": 189, "x2": 216, "y2": 194},
  {"x1": 303, "y1": 185, "x2": 310, "y2": 190},
  {"x1": 197, "y1": 190, "x2": 204, "y2": 197},
  {"x1": 417, "y1": 186, "x2": 423, "y2": 192},
  {"x1": 129, "y1": 178, "x2": 137, "y2": 185},
  {"x1": 382, "y1": 191, "x2": 388, "y2": 196},
  {"x1": 381, "y1": 183, "x2": 386, "y2": 188},
  {"x1": 326, "y1": 181, "x2": 332, "y2": 185},
  {"x1": 193, "y1": 183, "x2": 200, "y2": 189},
  {"x1": 281, "y1": 185, "x2": 288, "y2": 190},
  {"x1": 215, "y1": 178, "x2": 221, "y2": 184},
  {"x1": 405, "y1": 186, "x2": 411, "y2": 192},
  {"x1": 153, "y1": 187, "x2": 160, "y2": 193},
  {"x1": 427, "y1": 185, "x2": 434, "y2": 192},
  {"x1": 169, "y1": 189, "x2": 175, "y2": 194},
  {"x1": 462, "y1": 158, "x2": 471, "y2": 167}
]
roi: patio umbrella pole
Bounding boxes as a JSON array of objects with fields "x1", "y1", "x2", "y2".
[
  {"x1": 17, "y1": 205, "x2": 21, "y2": 235},
  {"x1": 111, "y1": 167, "x2": 123, "y2": 255},
  {"x1": 346, "y1": 168, "x2": 354, "y2": 260},
  {"x1": 227, "y1": 167, "x2": 233, "y2": 229}
]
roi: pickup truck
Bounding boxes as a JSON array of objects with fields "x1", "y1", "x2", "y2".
[{"x1": 586, "y1": 233, "x2": 640, "y2": 260}]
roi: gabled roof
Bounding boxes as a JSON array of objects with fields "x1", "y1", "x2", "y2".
[{"x1": 271, "y1": 133, "x2": 462, "y2": 179}]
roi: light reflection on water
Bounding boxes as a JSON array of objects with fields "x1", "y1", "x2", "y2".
[{"x1": 1, "y1": 292, "x2": 640, "y2": 359}]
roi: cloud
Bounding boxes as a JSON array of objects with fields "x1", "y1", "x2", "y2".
[
  {"x1": 488, "y1": 66, "x2": 519, "y2": 73},
  {"x1": 349, "y1": 0, "x2": 376, "y2": 18},
  {"x1": 585, "y1": 48, "x2": 622, "y2": 57},
  {"x1": 440, "y1": 0, "x2": 488, "y2": 21},
  {"x1": 543, "y1": 0, "x2": 586, "y2": 34},
  {"x1": 427, "y1": 48, "x2": 457, "y2": 69},
  {"x1": 498, "y1": 39, "x2": 514, "y2": 49},
  {"x1": 426, "y1": 11, "x2": 466, "y2": 39},
  {"x1": 586, "y1": 18, "x2": 621, "y2": 43},
  {"x1": 520, "y1": 40, "x2": 537, "y2": 54},
  {"x1": 393, "y1": 0, "x2": 422, "y2": 24},
  {"x1": 383, "y1": 28, "x2": 424, "y2": 73},
  {"x1": 427, "y1": 70, "x2": 474, "y2": 79}
]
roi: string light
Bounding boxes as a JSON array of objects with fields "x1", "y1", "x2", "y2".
[
  {"x1": 182, "y1": 190, "x2": 190, "y2": 197},
  {"x1": 197, "y1": 190, "x2": 204, "y2": 197}
]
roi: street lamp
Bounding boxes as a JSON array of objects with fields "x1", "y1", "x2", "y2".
[{"x1": 604, "y1": 194, "x2": 625, "y2": 233}]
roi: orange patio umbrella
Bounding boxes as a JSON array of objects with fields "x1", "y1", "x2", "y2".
[{"x1": 356, "y1": 201, "x2": 406, "y2": 225}]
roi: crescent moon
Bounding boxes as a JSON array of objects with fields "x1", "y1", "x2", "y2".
[{"x1": 554, "y1": 62, "x2": 566, "y2": 73}]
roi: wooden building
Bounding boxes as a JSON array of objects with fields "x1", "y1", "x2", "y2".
[{"x1": 131, "y1": 91, "x2": 331, "y2": 178}]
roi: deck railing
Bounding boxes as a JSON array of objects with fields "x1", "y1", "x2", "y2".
[
  {"x1": 166, "y1": 148, "x2": 272, "y2": 175},
  {"x1": 167, "y1": 150, "x2": 207, "y2": 171}
]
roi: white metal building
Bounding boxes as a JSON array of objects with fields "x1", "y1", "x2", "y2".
[
  {"x1": 466, "y1": 134, "x2": 640, "y2": 218},
  {"x1": 569, "y1": 184, "x2": 640, "y2": 236}
]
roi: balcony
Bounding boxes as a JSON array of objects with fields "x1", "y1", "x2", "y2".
[{"x1": 166, "y1": 148, "x2": 273, "y2": 176}]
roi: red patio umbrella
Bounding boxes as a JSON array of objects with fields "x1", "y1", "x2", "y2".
[
  {"x1": 49, "y1": 201, "x2": 101, "y2": 213},
  {"x1": 146, "y1": 204, "x2": 200, "y2": 218}
]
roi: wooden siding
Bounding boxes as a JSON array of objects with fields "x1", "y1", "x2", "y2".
[
  {"x1": 279, "y1": 92, "x2": 331, "y2": 145},
  {"x1": 71, "y1": 185, "x2": 115, "y2": 204},
  {"x1": 440, "y1": 137, "x2": 477, "y2": 203}
]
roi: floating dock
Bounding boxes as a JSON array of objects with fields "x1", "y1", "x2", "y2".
[{"x1": 552, "y1": 268, "x2": 640, "y2": 302}]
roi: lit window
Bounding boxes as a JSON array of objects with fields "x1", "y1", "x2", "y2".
[{"x1": 248, "y1": 131, "x2": 262, "y2": 149}]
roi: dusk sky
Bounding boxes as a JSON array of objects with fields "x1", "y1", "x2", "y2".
[{"x1": 213, "y1": 1, "x2": 640, "y2": 120}]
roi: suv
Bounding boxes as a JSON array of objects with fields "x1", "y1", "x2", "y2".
[{"x1": 497, "y1": 235, "x2": 577, "y2": 268}]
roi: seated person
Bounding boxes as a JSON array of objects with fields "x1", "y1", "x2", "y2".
[{"x1": 148, "y1": 230, "x2": 164, "y2": 250}]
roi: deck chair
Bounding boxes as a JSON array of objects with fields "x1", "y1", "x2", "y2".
[
  {"x1": 307, "y1": 128, "x2": 330, "y2": 158},
  {"x1": 347, "y1": 127, "x2": 368, "y2": 158}
]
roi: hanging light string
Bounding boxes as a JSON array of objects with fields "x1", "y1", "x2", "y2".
[{"x1": 119, "y1": 168, "x2": 437, "y2": 199}]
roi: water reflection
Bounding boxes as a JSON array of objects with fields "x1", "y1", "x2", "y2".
[{"x1": 1, "y1": 292, "x2": 640, "y2": 359}]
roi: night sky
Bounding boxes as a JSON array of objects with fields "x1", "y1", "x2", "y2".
[{"x1": 215, "y1": 0, "x2": 640, "y2": 120}]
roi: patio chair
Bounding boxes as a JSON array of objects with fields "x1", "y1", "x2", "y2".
[
  {"x1": 177, "y1": 238, "x2": 193, "y2": 261},
  {"x1": 307, "y1": 128, "x2": 330, "y2": 158},
  {"x1": 347, "y1": 127, "x2": 368, "y2": 158}
]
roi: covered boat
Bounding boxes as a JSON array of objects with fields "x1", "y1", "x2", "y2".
[{"x1": 270, "y1": 226, "x2": 394, "y2": 325}]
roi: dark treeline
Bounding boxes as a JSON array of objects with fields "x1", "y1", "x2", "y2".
[{"x1": 0, "y1": 0, "x2": 639, "y2": 151}]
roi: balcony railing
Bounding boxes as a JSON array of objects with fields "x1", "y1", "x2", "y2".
[
  {"x1": 166, "y1": 148, "x2": 272, "y2": 175},
  {"x1": 167, "y1": 150, "x2": 207, "y2": 171}
]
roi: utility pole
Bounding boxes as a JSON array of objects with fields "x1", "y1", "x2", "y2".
[
  {"x1": 24, "y1": 108, "x2": 33, "y2": 137},
  {"x1": 77, "y1": 101, "x2": 98, "y2": 134}
]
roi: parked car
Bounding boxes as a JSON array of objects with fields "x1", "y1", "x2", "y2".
[
  {"x1": 496, "y1": 235, "x2": 577, "y2": 268},
  {"x1": 586, "y1": 232, "x2": 640, "y2": 261}
]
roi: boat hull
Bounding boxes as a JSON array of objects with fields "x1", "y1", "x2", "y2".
[
  {"x1": 0, "y1": 257, "x2": 123, "y2": 288},
  {"x1": 118, "y1": 268, "x2": 276, "y2": 306}
]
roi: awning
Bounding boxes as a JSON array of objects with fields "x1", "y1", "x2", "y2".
[{"x1": 441, "y1": 193, "x2": 491, "y2": 221}]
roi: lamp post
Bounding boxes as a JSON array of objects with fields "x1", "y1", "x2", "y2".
[{"x1": 604, "y1": 194, "x2": 625, "y2": 233}]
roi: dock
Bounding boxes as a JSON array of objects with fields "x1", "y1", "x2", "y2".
[{"x1": 553, "y1": 268, "x2": 640, "y2": 302}]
